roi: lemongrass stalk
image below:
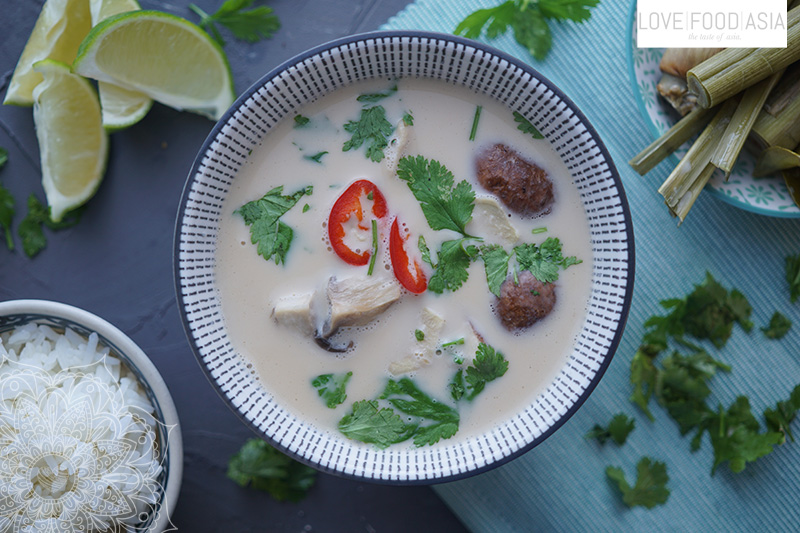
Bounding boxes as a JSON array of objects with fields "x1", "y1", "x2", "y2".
[
  {"x1": 751, "y1": 66, "x2": 800, "y2": 149},
  {"x1": 629, "y1": 106, "x2": 715, "y2": 175},
  {"x1": 687, "y1": 6, "x2": 800, "y2": 108},
  {"x1": 658, "y1": 99, "x2": 738, "y2": 207},
  {"x1": 754, "y1": 146, "x2": 800, "y2": 176},
  {"x1": 711, "y1": 72, "x2": 782, "y2": 176},
  {"x1": 670, "y1": 163, "x2": 716, "y2": 223}
]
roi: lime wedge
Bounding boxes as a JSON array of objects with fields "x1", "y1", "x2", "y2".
[
  {"x1": 89, "y1": 0, "x2": 153, "y2": 131},
  {"x1": 73, "y1": 11, "x2": 235, "y2": 120},
  {"x1": 32, "y1": 60, "x2": 108, "y2": 222},
  {"x1": 4, "y1": 0, "x2": 92, "y2": 106}
]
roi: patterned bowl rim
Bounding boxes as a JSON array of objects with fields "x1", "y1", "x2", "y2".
[
  {"x1": 0, "y1": 299, "x2": 183, "y2": 532},
  {"x1": 174, "y1": 30, "x2": 636, "y2": 484},
  {"x1": 624, "y1": 1, "x2": 800, "y2": 219}
]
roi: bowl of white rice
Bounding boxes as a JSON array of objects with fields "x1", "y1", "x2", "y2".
[{"x1": 0, "y1": 299, "x2": 182, "y2": 532}]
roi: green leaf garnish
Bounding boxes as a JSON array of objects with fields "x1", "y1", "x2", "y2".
[
  {"x1": 761, "y1": 311, "x2": 791, "y2": 339},
  {"x1": 414, "y1": 329, "x2": 425, "y2": 341},
  {"x1": 226, "y1": 438, "x2": 316, "y2": 502},
  {"x1": 464, "y1": 342, "x2": 508, "y2": 400},
  {"x1": 480, "y1": 244, "x2": 510, "y2": 297},
  {"x1": 426, "y1": 239, "x2": 474, "y2": 294},
  {"x1": 342, "y1": 106, "x2": 394, "y2": 162},
  {"x1": 294, "y1": 114, "x2": 310, "y2": 127},
  {"x1": 606, "y1": 457, "x2": 670, "y2": 509},
  {"x1": 514, "y1": 237, "x2": 581, "y2": 284},
  {"x1": 18, "y1": 195, "x2": 81, "y2": 258},
  {"x1": 304, "y1": 151, "x2": 328, "y2": 164},
  {"x1": 513, "y1": 111, "x2": 544, "y2": 139},
  {"x1": 235, "y1": 185, "x2": 312, "y2": 265},
  {"x1": 190, "y1": 0, "x2": 280, "y2": 46},
  {"x1": 381, "y1": 378, "x2": 460, "y2": 447},
  {"x1": 469, "y1": 105, "x2": 482, "y2": 141},
  {"x1": 311, "y1": 372, "x2": 353, "y2": 409},
  {"x1": 356, "y1": 84, "x2": 398, "y2": 103},
  {"x1": 586, "y1": 413, "x2": 635, "y2": 446},
  {"x1": 0, "y1": 178, "x2": 15, "y2": 251},
  {"x1": 402, "y1": 111, "x2": 414, "y2": 126},
  {"x1": 338, "y1": 400, "x2": 417, "y2": 449}
]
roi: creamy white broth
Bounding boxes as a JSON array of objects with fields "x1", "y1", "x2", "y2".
[{"x1": 215, "y1": 78, "x2": 593, "y2": 445}]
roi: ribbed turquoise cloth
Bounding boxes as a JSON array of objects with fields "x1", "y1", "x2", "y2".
[{"x1": 382, "y1": 1, "x2": 800, "y2": 531}]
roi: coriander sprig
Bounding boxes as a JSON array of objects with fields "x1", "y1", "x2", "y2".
[{"x1": 190, "y1": 0, "x2": 280, "y2": 47}]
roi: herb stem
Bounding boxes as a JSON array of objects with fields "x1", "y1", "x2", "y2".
[
  {"x1": 441, "y1": 338, "x2": 465, "y2": 348},
  {"x1": 469, "y1": 105, "x2": 482, "y2": 141},
  {"x1": 367, "y1": 219, "x2": 378, "y2": 275}
]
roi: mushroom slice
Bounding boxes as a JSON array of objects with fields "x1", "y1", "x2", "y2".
[
  {"x1": 325, "y1": 275, "x2": 401, "y2": 335},
  {"x1": 389, "y1": 307, "x2": 445, "y2": 375},
  {"x1": 465, "y1": 196, "x2": 520, "y2": 246},
  {"x1": 272, "y1": 292, "x2": 315, "y2": 336}
]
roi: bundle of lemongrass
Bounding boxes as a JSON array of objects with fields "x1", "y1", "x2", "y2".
[{"x1": 630, "y1": 5, "x2": 800, "y2": 223}]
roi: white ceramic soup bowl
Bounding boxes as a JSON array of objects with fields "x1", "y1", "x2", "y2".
[
  {"x1": 175, "y1": 31, "x2": 634, "y2": 484},
  {"x1": 0, "y1": 299, "x2": 183, "y2": 531}
]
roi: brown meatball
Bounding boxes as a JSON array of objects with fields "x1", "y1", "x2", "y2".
[
  {"x1": 496, "y1": 271, "x2": 556, "y2": 330},
  {"x1": 476, "y1": 143, "x2": 554, "y2": 217}
]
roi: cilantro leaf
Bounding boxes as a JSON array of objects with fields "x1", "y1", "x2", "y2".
[
  {"x1": 396, "y1": 156, "x2": 475, "y2": 236},
  {"x1": 706, "y1": 396, "x2": 783, "y2": 475},
  {"x1": 356, "y1": 84, "x2": 398, "y2": 103},
  {"x1": 449, "y1": 368, "x2": 466, "y2": 402},
  {"x1": 464, "y1": 342, "x2": 508, "y2": 400},
  {"x1": 235, "y1": 185, "x2": 312, "y2": 265},
  {"x1": 514, "y1": 237, "x2": 581, "y2": 284},
  {"x1": 304, "y1": 151, "x2": 328, "y2": 164},
  {"x1": 606, "y1": 457, "x2": 670, "y2": 509},
  {"x1": 381, "y1": 378, "x2": 460, "y2": 447},
  {"x1": 227, "y1": 438, "x2": 316, "y2": 502},
  {"x1": 338, "y1": 400, "x2": 417, "y2": 448},
  {"x1": 18, "y1": 195, "x2": 81, "y2": 258},
  {"x1": 761, "y1": 311, "x2": 791, "y2": 339},
  {"x1": 312, "y1": 372, "x2": 352, "y2": 409},
  {"x1": 586, "y1": 413, "x2": 635, "y2": 446},
  {"x1": 513, "y1": 111, "x2": 544, "y2": 139},
  {"x1": 786, "y1": 253, "x2": 800, "y2": 303},
  {"x1": 764, "y1": 384, "x2": 800, "y2": 444},
  {"x1": 342, "y1": 105, "x2": 394, "y2": 162},
  {"x1": 455, "y1": 0, "x2": 600, "y2": 61},
  {"x1": 190, "y1": 0, "x2": 280, "y2": 47},
  {"x1": 629, "y1": 348, "x2": 659, "y2": 421},
  {"x1": 294, "y1": 114, "x2": 310, "y2": 127},
  {"x1": 418, "y1": 235, "x2": 434, "y2": 269},
  {"x1": 427, "y1": 239, "x2": 474, "y2": 294},
  {"x1": 480, "y1": 245, "x2": 510, "y2": 297},
  {"x1": 402, "y1": 111, "x2": 414, "y2": 126},
  {"x1": 0, "y1": 180, "x2": 15, "y2": 251},
  {"x1": 0, "y1": 147, "x2": 7, "y2": 169},
  {"x1": 682, "y1": 273, "x2": 753, "y2": 347}
]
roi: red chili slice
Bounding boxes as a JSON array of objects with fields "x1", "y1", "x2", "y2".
[
  {"x1": 328, "y1": 179, "x2": 388, "y2": 265},
  {"x1": 389, "y1": 217, "x2": 428, "y2": 294}
]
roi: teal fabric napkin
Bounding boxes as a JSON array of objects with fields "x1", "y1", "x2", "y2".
[{"x1": 382, "y1": 1, "x2": 800, "y2": 531}]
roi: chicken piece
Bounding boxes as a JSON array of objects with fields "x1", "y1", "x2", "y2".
[
  {"x1": 465, "y1": 196, "x2": 520, "y2": 246},
  {"x1": 271, "y1": 292, "x2": 315, "y2": 336},
  {"x1": 388, "y1": 307, "x2": 445, "y2": 375},
  {"x1": 384, "y1": 118, "x2": 412, "y2": 174},
  {"x1": 496, "y1": 271, "x2": 556, "y2": 330},
  {"x1": 325, "y1": 275, "x2": 401, "y2": 335},
  {"x1": 476, "y1": 144, "x2": 554, "y2": 217}
]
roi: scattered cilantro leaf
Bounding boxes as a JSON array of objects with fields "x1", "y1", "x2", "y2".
[
  {"x1": 764, "y1": 384, "x2": 800, "y2": 444},
  {"x1": 464, "y1": 343, "x2": 508, "y2": 400},
  {"x1": 762, "y1": 312, "x2": 791, "y2": 339},
  {"x1": 402, "y1": 111, "x2": 414, "y2": 126},
  {"x1": 312, "y1": 372, "x2": 352, "y2": 409},
  {"x1": 342, "y1": 106, "x2": 394, "y2": 162},
  {"x1": 786, "y1": 253, "x2": 800, "y2": 303},
  {"x1": 514, "y1": 237, "x2": 581, "y2": 284},
  {"x1": 294, "y1": 114, "x2": 310, "y2": 127},
  {"x1": 396, "y1": 155, "x2": 476, "y2": 236},
  {"x1": 381, "y1": 378, "x2": 460, "y2": 447},
  {"x1": 190, "y1": 0, "x2": 280, "y2": 47},
  {"x1": 682, "y1": 273, "x2": 753, "y2": 347},
  {"x1": 18, "y1": 195, "x2": 81, "y2": 258},
  {"x1": 338, "y1": 400, "x2": 417, "y2": 449},
  {"x1": 414, "y1": 329, "x2": 425, "y2": 341},
  {"x1": 356, "y1": 84, "x2": 398, "y2": 103},
  {"x1": 427, "y1": 239, "x2": 473, "y2": 294},
  {"x1": 706, "y1": 397, "x2": 783, "y2": 475},
  {"x1": 606, "y1": 457, "x2": 670, "y2": 509},
  {"x1": 0, "y1": 181, "x2": 14, "y2": 251},
  {"x1": 454, "y1": 0, "x2": 600, "y2": 61},
  {"x1": 0, "y1": 147, "x2": 7, "y2": 169},
  {"x1": 304, "y1": 151, "x2": 328, "y2": 164},
  {"x1": 302, "y1": 203, "x2": 310, "y2": 213},
  {"x1": 513, "y1": 111, "x2": 544, "y2": 139},
  {"x1": 480, "y1": 244, "x2": 510, "y2": 296},
  {"x1": 629, "y1": 348, "x2": 659, "y2": 421},
  {"x1": 235, "y1": 185, "x2": 312, "y2": 265},
  {"x1": 586, "y1": 413, "x2": 635, "y2": 446},
  {"x1": 449, "y1": 369, "x2": 466, "y2": 402},
  {"x1": 418, "y1": 236, "x2": 435, "y2": 268},
  {"x1": 227, "y1": 438, "x2": 316, "y2": 502}
]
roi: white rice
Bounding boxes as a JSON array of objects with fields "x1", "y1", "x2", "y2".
[{"x1": 0, "y1": 323, "x2": 164, "y2": 532}]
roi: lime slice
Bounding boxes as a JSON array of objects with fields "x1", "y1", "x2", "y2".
[
  {"x1": 89, "y1": 0, "x2": 153, "y2": 131},
  {"x1": 73, "y1": 11, "x2": 235, "y2": 120},
  {"x1": 4, "y1": 0, "x2": 92, "y2": 106},
  {"x1": 32, "y1": 60, "x2": 108, "y2": 222}
]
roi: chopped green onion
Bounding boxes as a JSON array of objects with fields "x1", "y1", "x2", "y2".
[
  {"x1": 367, "y1": 219, "x2": 378, "y2": 276},
  {"x1": 469, "y1": 105, "x2": 482, "y2": 141},
  {"x1": 531, "y1": 227, "x2": 547, "y2": 234},
  {"x1": 441, "y1": 338, "x2": 465, "y2": 348},
  {"x1": 414, "y1": 329, "x2": 425, "y2": 341}
]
